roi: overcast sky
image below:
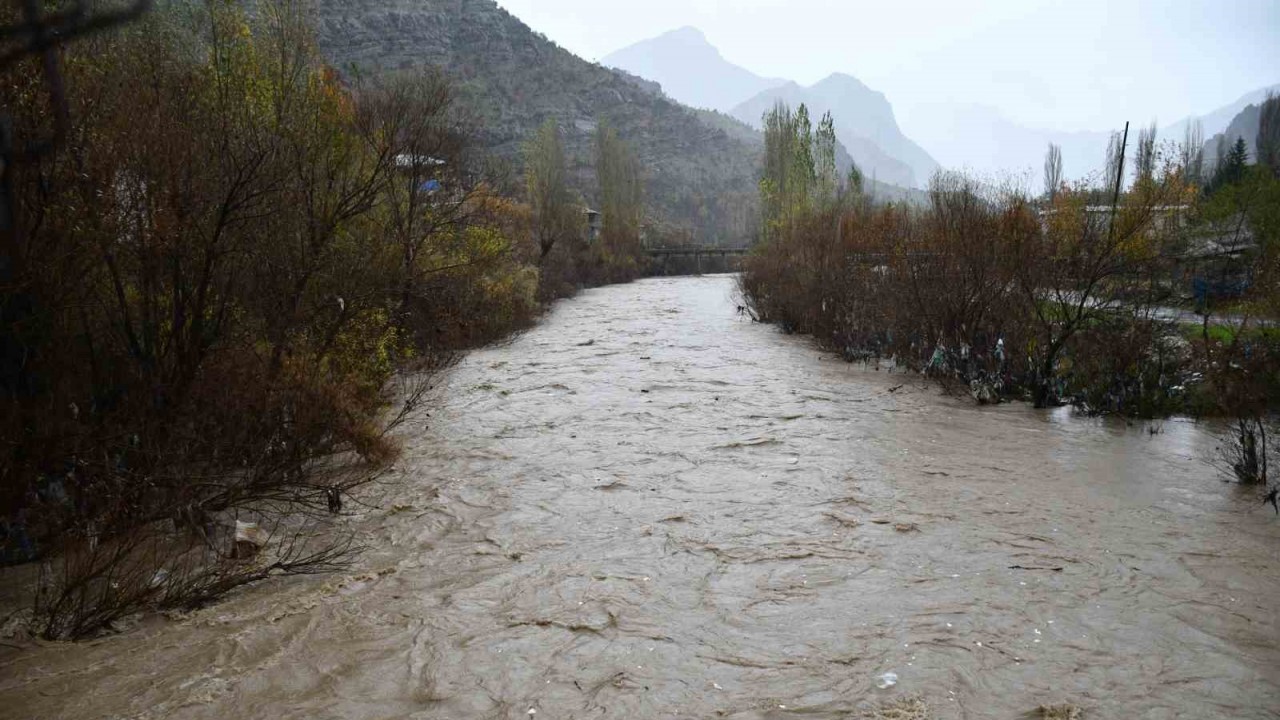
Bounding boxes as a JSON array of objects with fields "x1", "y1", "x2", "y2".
[{"x1": 496, "y1": 0, "x2": 1279, "y2": 132}]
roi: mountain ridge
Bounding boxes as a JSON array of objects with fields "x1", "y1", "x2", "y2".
[
  {"x1": 898, "y1": 83, "x2": 1280, "y2": 182},
  {"x1": 1204, "y1": 103, "x2": 1263, "y2": 165},
  {"x1": 601, "y1": 26, "x2": 787, "y2": 114},
  {"x1": 305, "y1": 0, "x2": 766, "y2": 242},
  {"x1": 602, "y1": 27, "x2": 939, "y2": 189}
]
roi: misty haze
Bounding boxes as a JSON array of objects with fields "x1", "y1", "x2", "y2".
[{"x1": 1, "y1": 1, "x2": 1277, "y2": 719}]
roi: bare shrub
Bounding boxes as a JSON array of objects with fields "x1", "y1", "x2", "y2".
[
  {"x1": 33, "y1": 512, "x2": 357, "y2": 640},
  {"x1": 1216, "y1": 415, "x2": 1270, "y2": 486},
  {"x1": 742, "y1": 173, "x2": 1038, "y2": 400},
  {"x1": 742, "y1": 148, "x2": 1198, "y2": 415}
]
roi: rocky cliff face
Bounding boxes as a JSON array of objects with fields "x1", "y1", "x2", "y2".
[
  {"x1": 307, "y1": 0, "x2": 761, "y2": 243},
  {"x1": 1204, "y1": 103, "x2": 1262, "y2": 164}
]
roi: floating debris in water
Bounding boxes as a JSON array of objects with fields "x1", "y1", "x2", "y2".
[
  {"x1": 863, "y1": 695, "x2": 930, "y2": 719},
  {"x1": 1034, "y1": 704, "x2": 1083, "y2": 720}
]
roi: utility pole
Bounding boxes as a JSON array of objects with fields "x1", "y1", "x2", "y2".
[{"x1": 1107, "y1": 121, "x2": 1130, "y2": 244}]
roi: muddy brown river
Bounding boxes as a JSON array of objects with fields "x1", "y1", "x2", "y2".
[{"x1": 3, "y1": 275, "x2": 1279, "y2": 719}]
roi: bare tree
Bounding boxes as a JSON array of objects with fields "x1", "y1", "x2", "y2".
[
  {"x1": 360, "y1": 70, "x2": 489, "y2": 331},
  {"x1": 1217, "y1": 416, "x2": 1269, "y2": 485},
  {"x1": 1180, "y1": 120, "x2": 1205, "y2": 185},
  {"x1": 1105, "y1": 130, "x2": 1125, "y2": 190},
  {"x1": 1210, "y1": 133, "x2": 1229, "y2": 182},
  {"x1": 1133, "y1": 121, "x2": 1157, "y2": 184},
  {"x1": 1043, "y1": 143, "x2": 1063, "y2": 200},
  {"x1": 1015, "y1": 155, "x2": 1184, "y2": 408}
]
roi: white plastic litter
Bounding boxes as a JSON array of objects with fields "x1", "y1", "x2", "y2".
[
  {"x1": 233, "y1": 521, "x2": 269, "y2": 558},
  {"x1": 875, "y1": 671, "x2": 899, "y2": 689},
  {"x1": 235, "y1": 520, "x2": 268, "y2": 545}
]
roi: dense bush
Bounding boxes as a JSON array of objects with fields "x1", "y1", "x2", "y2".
[
  {"x1": 0, "y1": 2, "x2": 542, "y2": 637},
  {"x1": 739, "y1": 123, "x2": 1256, "y2": 416}
]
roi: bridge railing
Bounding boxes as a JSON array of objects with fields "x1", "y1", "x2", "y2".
[{"x1": 644, "y1": 245, "x2": 750, "y2": 256}]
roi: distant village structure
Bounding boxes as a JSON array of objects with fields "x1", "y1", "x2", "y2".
[
  {"x1": 581, "y1": 210, "x2": 650, "y2": 249},
  {"x1": 1036, "y1": 203, "x2": 1258, "y2": 301}
]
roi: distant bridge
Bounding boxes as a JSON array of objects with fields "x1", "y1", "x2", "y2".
[{"x1": 644, "y1": 245, "x2": 750, "y2": 275}]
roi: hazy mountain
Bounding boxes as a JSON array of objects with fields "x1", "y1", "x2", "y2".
[
  {"x1": 601, "y1": 27, "x2": 786, "y2": 113},
  {"x1": 730, "y1": 74, "x2": 940, "y2": 189},
  {"x1": 898, "y1": 83, "x2": 1279, "y2": 186},
  {"x1": 601, "y1": 29, "x2": 937, "y2": 189},
  {"x1": 1204, "y1": 103, "x2": 1262, "y2": 166},
  {"x1": 897, "y1": 103, "x2": 1111, "y2": 186},
  {"x1": 809, "y1": 74, "x2": 940, "y2": 188},
  {"x1": 1165, "y1": 84, "x2": 1279, "y2": 147}
]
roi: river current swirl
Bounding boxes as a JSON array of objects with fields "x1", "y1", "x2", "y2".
[{"x1": 3, "y1": 275, "x2": 1278, "y2": 719}]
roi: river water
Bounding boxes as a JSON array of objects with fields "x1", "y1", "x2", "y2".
[{"x1": 3, "y1": 275, "x2": 1278, "y2": 719}]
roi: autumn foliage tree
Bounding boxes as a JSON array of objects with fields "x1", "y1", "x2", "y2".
[{"x1": 0, "y1": 0, "x2": 539, "y2": 637}]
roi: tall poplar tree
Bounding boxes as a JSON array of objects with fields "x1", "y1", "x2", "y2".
[
  {"x1": 524, "y1": 119, "x2": 577, "y2": 260},
  {"x1": 595, "y1": 119, "x2": 643, "y2": 266},
  {"x1": 814, "y1": 111, "x2": 838, "y2": 205}
]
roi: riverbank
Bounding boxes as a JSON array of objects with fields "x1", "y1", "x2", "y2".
[{"x1": 3, "y1": 276, "x2": 1277, "y2": 719}]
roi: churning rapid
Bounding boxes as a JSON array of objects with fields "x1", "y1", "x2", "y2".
[{"x1": 3, "y1": 275, "x2": 1278, "y2": 719}]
